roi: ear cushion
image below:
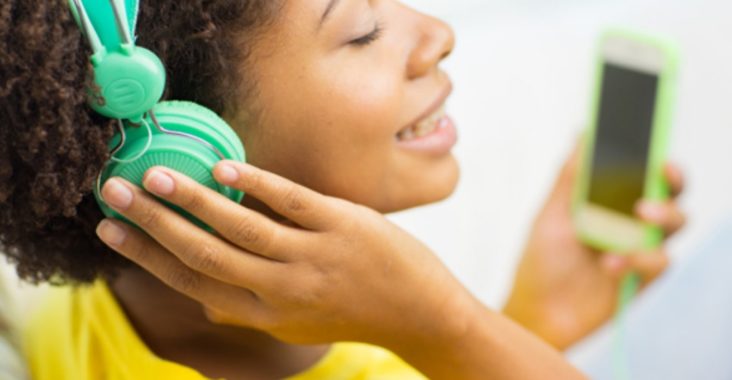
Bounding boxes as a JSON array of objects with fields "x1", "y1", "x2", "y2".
[
  {"x1": 94, "y1": 100, "x2": 246, "y2": 225},
  {"x1": 153, "y1": 100, "x2": 246, "y2": 162}
]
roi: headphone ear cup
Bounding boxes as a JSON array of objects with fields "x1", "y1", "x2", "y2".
[
  {"x1": 91, "y1": 47, "x2": 167, "y2": 121},
  {"x1": 95, "y1": 101, "x2": 246, "y2": 226},
  {"x1": 155, "y1": 100, "x2": 246, "y2": 163}
]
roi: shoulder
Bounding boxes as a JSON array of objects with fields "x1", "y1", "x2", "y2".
[
  {"x1": 288, "y1": 342, "x2": 426, "y2": 380},
  {"x1": 21, "y1": 280, "x2": 95, "y2": 380}
]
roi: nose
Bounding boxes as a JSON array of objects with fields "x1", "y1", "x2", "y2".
[{"x1": 406, "y1": 15, "x2": 455, "y2": 80}]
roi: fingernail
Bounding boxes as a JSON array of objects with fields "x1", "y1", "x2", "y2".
[
  {"x1": 216, "y1": 164, "x2": 239, "y2": 184},
  {"x1": 144, "y1": 170, "x2": 175, "y2": 196},
  {"x1": 96, "y1": 219, "x2": 127, "y2": 247},
  {"x1": 102, "y1": 178, "x2": 133, "y2": 209}
]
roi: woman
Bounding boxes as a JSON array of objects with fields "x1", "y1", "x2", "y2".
[{"x1": 0, "y1": 0, "x2": 683, "y2": 379}]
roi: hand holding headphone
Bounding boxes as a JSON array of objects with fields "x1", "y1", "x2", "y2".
[{"x1": 69, "y1": 0, "x2": 246, "y2": 225}]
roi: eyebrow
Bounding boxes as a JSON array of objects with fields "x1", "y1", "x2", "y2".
[{"x1": 320, "y1": 0, "x2": 342, "y2": 27}]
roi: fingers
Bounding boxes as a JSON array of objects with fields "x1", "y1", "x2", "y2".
[
  {"x1": 95, "y1": 218, "x2": 265, "y2": 326},
  {"x1": 212, "y1": 161, "x2": 334, "y2": 230},
  {"x1": 100, "y1": 177, "x2": 280, "y2": 288},
  {"x1": 601, "y1": 250, "x2": 670, "y2": 284},
  {"x1": 664, "y1": 163, "x2": 685, "y2": 198},
  {"x1": 632, "y1": 162, "x2": 686, "y2": 236},
  {"x1": 141, "y1": 167, "x2": 302, "y2": 259},
  {"x1": 554, "y1": 143, "x2": 582, "y2": 194},
  {"x1": 542, "y1": 143, "x2": 582, "y2": 217},
  {"x1": 636, "y1": 200, "x2": 686, "y2": 236}
]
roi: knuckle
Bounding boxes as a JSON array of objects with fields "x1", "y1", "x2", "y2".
[
  {"x1": 284, "y1": 270, "x2": 328, "y2": 306},
  {"x1": 227, "y1": 216, "x2": 263, "y2": 247},
  {"x1": 280, "y1": 186, "x2": 306, "y2": 214},
  {"x1": 183, "y1": 243, "x2": 224, "y2": 274},
  {"x1": 136, "y1": 206, "x2": 163, "y2": 228},
  {"x1": 167, "y1": 268, "x2": 202, "y2": 294},
  {"x1": 179, "y1": 189, "x2": 207, "y2": 212},
  {"x1": 305, "y1": 276, "x2": 328, "y2": 303},
  {"x1": 122, "y1": 235, "x2": 151, "y2": 261}
]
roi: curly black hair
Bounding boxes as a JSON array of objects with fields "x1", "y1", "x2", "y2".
[{"x1": 0, "y1": 0, "x2": 280, "y2": 284}]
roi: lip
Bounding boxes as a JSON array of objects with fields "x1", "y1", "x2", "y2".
[
  {"x1": 396, "y1": 116, "x2": 457, "y2": 157},
  {"x1": 395, "y1": 82, "x2": 457, "y2": 157},
  {"x1": 398, "y1": 82, "x2": 454, "y2": 134}
]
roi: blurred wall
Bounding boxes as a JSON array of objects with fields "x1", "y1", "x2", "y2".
[{"x1": 393, "y1": 0, "x2": 732, "y2": 307}]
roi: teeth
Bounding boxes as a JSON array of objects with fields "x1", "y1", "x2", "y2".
[{"x1": 398, "y1": 105, "x2": 446, "y2": 141}]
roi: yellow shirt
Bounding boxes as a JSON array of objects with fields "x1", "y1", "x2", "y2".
[{"x1": 22, "y1": 281, "x2": 425, "y2": 380}]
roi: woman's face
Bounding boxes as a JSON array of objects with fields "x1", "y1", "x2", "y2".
[{"x1": 230, "y1": 0, "x2": 457, "y2": 213}]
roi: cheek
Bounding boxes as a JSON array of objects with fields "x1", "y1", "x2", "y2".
[
  {"x1": 245, "y1": 63, "x2": 406, "y2": 199},
  {"x1": 235, "y1": 44, "x2": 458, "y2": 211},
  {"x1": 313, "y1": 63, "x2": 404, "y2": 146}
]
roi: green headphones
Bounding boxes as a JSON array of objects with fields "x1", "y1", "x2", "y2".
[{"x1": 69, "y1": 0, "x2": 245, "y2": 224}]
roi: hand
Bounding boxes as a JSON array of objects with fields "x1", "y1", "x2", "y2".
[
  {"x1": 503, "y1": 148, "x2": 686, "y2": 350},
  {"x1": 95, "y1": 161, "x2": 587, "y2": 380},
  {"x1": 95, "y1": 161, "x2": 470, "y2": 347}
]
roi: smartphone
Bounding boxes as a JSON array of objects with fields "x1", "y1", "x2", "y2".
[{"x1": 574, "y1": 31, "x2": 678, "y2": 252}]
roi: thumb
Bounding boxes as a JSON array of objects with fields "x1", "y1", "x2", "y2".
[{"x1": 544, "y1": 142, "x2": 582, "y2": 211}]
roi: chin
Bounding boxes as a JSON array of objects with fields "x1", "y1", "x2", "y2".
[{"x1": 383, "y1": 155, "x2": 460, "y2": 213}]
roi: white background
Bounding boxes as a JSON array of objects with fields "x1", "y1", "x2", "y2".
[{"x1": 393, "y1": 0, "x2": 732, "y2": 308}]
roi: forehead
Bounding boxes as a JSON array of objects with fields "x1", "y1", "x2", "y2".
[{"x1": 276, "y1": 0, "x2": 334, "y2": 31}]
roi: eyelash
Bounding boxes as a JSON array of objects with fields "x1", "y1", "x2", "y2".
[{"x1": 349, "y1": 23, "x2": 384, "y2": 47}]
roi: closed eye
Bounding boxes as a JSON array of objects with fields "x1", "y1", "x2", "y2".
[{"x1": 349, "y1": 23, "x2": 383, "y2": 47}]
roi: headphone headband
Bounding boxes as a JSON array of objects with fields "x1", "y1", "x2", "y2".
[
  {"x1": 70, "y1": 0, "x2": 164, "y2": 122},
  {"x1": 69, "y1": 0, "x2": 139, "y2": 54}
]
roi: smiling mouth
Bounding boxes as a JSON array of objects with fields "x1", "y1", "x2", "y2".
[
  {"x1": 397, "y1": 81, "x2": 453, "y2": 143},
  {"x1": 396, "y1": 104, "x2": 447, "y2": 141}
]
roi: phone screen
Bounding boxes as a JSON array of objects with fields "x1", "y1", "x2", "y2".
[{"x1": 587, "y1": 63, "x2": 659, "y2": 216}]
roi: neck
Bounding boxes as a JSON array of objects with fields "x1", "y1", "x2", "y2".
[{"x1": 111, "y1": 267, "x2": 329, "y2": 380}]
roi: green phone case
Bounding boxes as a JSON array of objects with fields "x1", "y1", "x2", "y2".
[{"x1": 573, "y1": 29, "x2": 680, "y2": 253}]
